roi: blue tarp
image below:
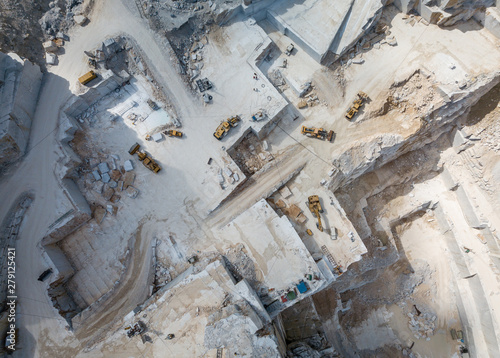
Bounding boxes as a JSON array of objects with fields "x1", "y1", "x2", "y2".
[{"x1": 296, "y1": 281, "x2": 308, "y2": 294}]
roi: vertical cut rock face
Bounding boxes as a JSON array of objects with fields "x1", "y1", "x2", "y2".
[
  {"x1": 396, "y1": 0, "x2": 495, "y2": 26},
  {"x1": 330, "y1": 71, "x2": 500, "y2": 190},
  {"x1": 0, "y1": 52, "x2": 42, "y2": 169}
]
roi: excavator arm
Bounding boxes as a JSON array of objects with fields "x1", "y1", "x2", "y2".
[{"x1": 315, "y1": 208, "x2": 323, "y2": 232}]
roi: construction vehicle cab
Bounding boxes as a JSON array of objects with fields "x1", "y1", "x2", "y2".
[
  {"x1": 345, "y1": 108, "x2": 358, "y2": 119},
  {"x1": 78, "y1": 70, "x2": 97, "y2": 85},
  {"x1": 308, "y1": 195, "x2": 324, "y2": 232}
]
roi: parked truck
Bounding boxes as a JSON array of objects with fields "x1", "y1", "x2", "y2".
[
  {"x1": 128, "y1": 143, "x2": 161, "y2": 173},
  {"x1": 213, "y1": 116, "x2": 240, "y2": 140},
  {"x1": 78, "y1": 70, "x2": 97, "y2": 85}
]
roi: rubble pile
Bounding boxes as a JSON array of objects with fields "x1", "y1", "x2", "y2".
[
  {"x1": 407, "y1": 310, "x2": 437, "y2": 340},
  {"x1": 398, "y1": 0, "x2": 495, "y2": 27},
  {"x1": 39, "y1": 0, "x2": 86, "y2": 37},
  {"x1": 143, "y1": 0, "x2": 240, "y2": 33},
  {"x1": 338, "y1": 21, "x2": 396, "y2": 69},
  {"x1": 82, "y1": 155, "x2": 139, "y2": 223},
  {"x1": 374, "y1": 70, "x2": 437, "y2": 117},
  {"x1": 229, "y1": 132, "x2": 274, "y2": 177},
  {"x1": 0, "y1": 0, "x2": 52, "y2": 65},
  {"x1": 204, "y1": 300, "x2": 281, "y2": 356}
]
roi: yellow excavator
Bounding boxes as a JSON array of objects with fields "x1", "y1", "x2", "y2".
[
  {"x1": 129, "y1": 143, "x2": 161, "y2": 173},
  {"x1": 308, "y1": 195, "x2": 323, "y2": 232}
]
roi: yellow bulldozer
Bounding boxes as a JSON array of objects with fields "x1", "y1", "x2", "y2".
[
  {"x1": 308, "y1": 195, "x2": 323, "y2": 232},
  {"x1": 129, "y1": 143, "x2": 161, "y2": 173},
  {"x1": 345, "y1": 91, "x2": 368, "y2": 120}
]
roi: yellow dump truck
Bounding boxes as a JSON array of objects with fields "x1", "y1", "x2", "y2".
[{"x1": 78, "y1": 70, "x2": 97, "y2": 85}]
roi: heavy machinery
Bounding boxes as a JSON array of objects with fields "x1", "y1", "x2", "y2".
[
  {"x1": 214, "y1": 121, "x2": 231, "y2": 140},
  {"x1": 147, "y1": 99, "x2": 159, "y2": 110},
  {"x1": 301, "y1": 126, "x2": 328, "y2": 140},
  {"x1": 227, "y1": 115, "x2": 241, "y2": 127},
  {"x1": 251, "y1": 111, "x2": 266, "y2": 122},
  {"x1": 78, "y1": 70, "x2": 97, "y2": 85},
  {"x1": 345, "y1": 91, "x2": 369, "y2": 119},
  {"x1": 128, "y1": 143, "x2": 161, "y2": 173},
  {"x1": 125, "y1": 321, "x2": 145, "y2": 338},
  {"x1": 213, "y1": 116, "x2": 240, "y2": 140},
  {"x1": 196, "y1": 78, "x2": 213, "y2": 92},
  {"x1": 308, "y1": 195, "x2": 324, "y2": 232},
  {"x1": 165, "y1": 130, "x2": 183, "y2": 138},
  {"x1": 88, "y1": 57, "x2": 97, "y2": 69}
]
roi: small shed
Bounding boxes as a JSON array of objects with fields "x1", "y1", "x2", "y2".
[{"x1": 151, "y1": 132, "x2": 163, "y2": 142}]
